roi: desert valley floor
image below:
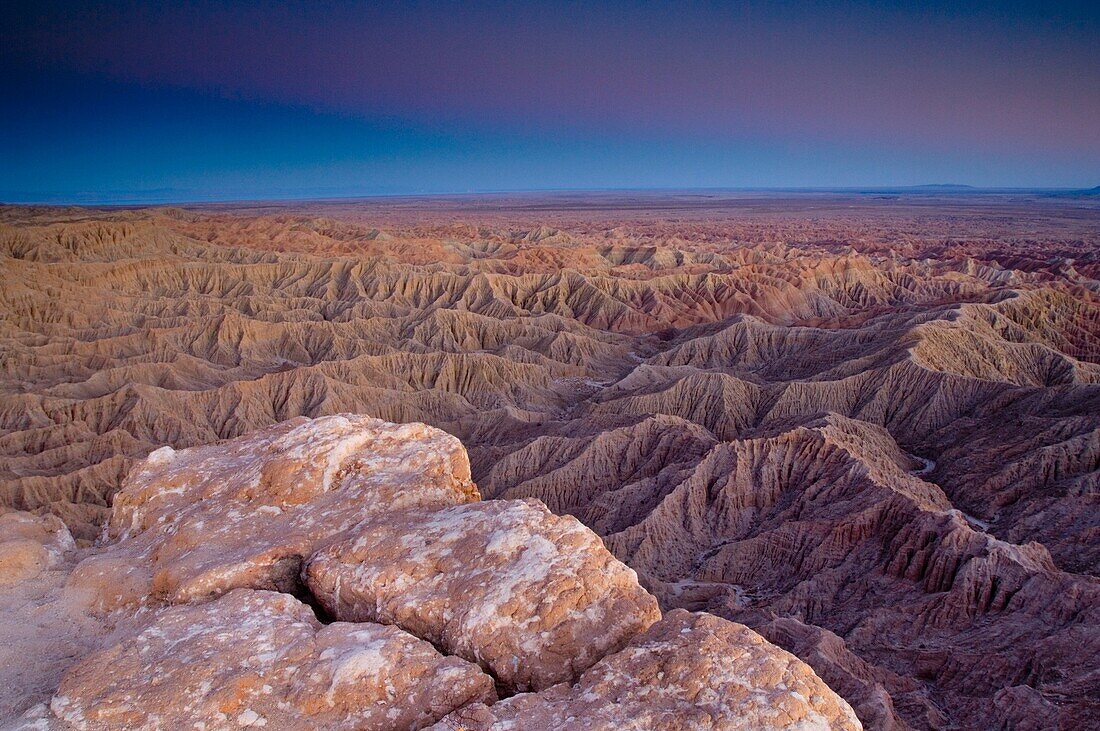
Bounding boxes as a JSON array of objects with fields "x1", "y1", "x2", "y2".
[{"x1": 1, "y1": 191, "x2": 1098, "y2": 730}]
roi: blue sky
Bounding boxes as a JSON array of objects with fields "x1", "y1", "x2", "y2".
[{"x1": 2, "y1": 1, "x2": 1098, "y2": 203}]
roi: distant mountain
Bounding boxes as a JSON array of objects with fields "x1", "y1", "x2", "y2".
[
  {"x1": 1041, "y1": 185, "x2": 1100, "y2": 198},
  {"x1": 909, "y1": 184, "x2": 977, "y2": 190}
]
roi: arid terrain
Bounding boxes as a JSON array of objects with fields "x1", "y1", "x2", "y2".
[{"x1": 2, "y1": 191, "x2": 1098, "y2": 730}]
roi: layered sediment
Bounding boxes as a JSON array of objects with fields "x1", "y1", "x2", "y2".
[{"x1": 1, "y1": 196, "x2": 1097, "y2": 729}]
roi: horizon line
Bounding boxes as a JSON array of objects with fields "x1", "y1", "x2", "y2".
[{"x1": 5, "y1": 184, "x2": 1099, "y2": 209}]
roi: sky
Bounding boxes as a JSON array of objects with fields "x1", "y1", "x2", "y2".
[{"x1": 2, "y1": 0, "x2": 1098, "y2": 203}]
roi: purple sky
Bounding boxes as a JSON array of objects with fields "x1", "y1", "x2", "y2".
[{"x1": 3, "y1": 1, "x2": 1098, "y2": 202}]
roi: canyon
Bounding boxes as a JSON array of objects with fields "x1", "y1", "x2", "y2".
[{"x1": 1, "y1": 191, "x2": 1098, "y2": 729}]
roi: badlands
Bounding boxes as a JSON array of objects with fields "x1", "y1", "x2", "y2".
[{"x1": 1, "y1": 191, "x2": 1098, "y2": 730}]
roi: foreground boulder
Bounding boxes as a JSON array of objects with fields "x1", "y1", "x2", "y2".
[
  {"x1": 51, "y1": 589, "x2": 496, "y2": 730},
  {"x1": 0, "y1": 511, "x2": 75, "y2": 585},
  {"x1": 305, "y1": 498, "x2": 662, "y2": 691},
  {"x1": 0, "y1": 511, "x2": 108, "y2": 722},
  {"x1": 3, "y1": 417, "x2": 861, "y2": 731},
  {"x1": 432, "y1": 609, "x2": 862, "y2": 731},
  {"x1": 69, "y1": 415, "x2": 479, "y2": 609}
]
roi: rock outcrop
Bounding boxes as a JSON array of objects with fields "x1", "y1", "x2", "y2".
[
  {"x1": 433, "y1": 609, "x2": 861, "y2": 730},
  {"x1": 68, "y1": 415, "x2": 478, "y2": 610},
  {"x1": 51, "y1": 589, "x2": 496, "y2": 731},
  {"x1": 306, "y1": 499, "x2": 661, "y2": 691},
  {"x1": 0, "y1": 415, "x2": 858, "y2": 731},
  {"x1": 0, "y1": 511, "x2": 74, "y2": 585},
  {"x1": 0, "y1": 511, "x2": 106, "y2": 722}
]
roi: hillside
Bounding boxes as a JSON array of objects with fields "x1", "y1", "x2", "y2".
[{"x1": 1, "y1": 194, "x2": 1098, "y2": 729}]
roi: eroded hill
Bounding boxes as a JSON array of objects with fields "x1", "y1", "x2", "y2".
[{"x1": 1, "y1": 193, "x2": 1097, "y2": 729}]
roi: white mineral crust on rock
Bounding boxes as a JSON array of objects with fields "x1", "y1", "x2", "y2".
[
  {"x1": 68, "y1": 415, "x2": 480, "y2": 609},
  {"x1": 432, "y1": 608, "x2": 862, "y2": 731},
  {"x1": 305, "y1": 498, "x2": 662, "y2": 692},
  {"x1": 50, "y1": 589, "x2": 495, "y2": 731}
]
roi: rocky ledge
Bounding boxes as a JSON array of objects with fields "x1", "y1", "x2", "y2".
[{"x1": 2, "y1": 415, "x2": 860, "y2": 730}]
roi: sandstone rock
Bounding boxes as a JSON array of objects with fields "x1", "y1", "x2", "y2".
[
  {"x1": 433, "y1": 608, "x2": 861, "y2": 730},
  {"x1": 51, "y1": 588, "x2": 496, "y2": 731},
  {"x1": 68, "y1": 415, "x2": 479, "y2": 609},
  {"x1": 0, "y1": 511, "x2": 75, "y2": 584},
  {"x1": 305, "y1": 498, "x2": 661, "y2": 692},
  {"x1": 0, "y1": 512, "x2": 106, "y2": 721},
  {"x1": 0, "y1": 539, "x2": 50, "y2": 585}
]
